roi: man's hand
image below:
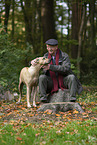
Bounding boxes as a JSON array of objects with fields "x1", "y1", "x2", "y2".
[{"x1": 42, "y1": 64, "x2": 50, "y2": 70}]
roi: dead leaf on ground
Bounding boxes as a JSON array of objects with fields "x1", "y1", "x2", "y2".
[
  {"x1": 73, "y1": 109, "x2": 79, "y2": 114},
  {"x1": 55, "y1": 114, "x2": 61, "y2": 117},
  {"x1": 16, "y1": 137, "x2": 22, "y2": 141}
]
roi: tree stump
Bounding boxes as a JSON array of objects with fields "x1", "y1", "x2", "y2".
[
  {"x1": 37, "y1": 89, "x2": 84, "y2": 113},
  {"x1": 37, "y1": 102, "x2": 84, "y2": 113},
  {"x1": 49, "y1": 89, "x2": 70, "y2": 103}
]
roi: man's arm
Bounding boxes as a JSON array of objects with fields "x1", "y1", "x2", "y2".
[
  {"x1": 49, "y1": 52, "x2": 71, "y2": 75},
  {"x1": 43, "y1": 52, "x2": 71, "y2": 75}
]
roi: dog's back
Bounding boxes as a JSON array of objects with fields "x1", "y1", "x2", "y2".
[{"x1": 19, "y1": 65, "x2": 39, "y2": 86}]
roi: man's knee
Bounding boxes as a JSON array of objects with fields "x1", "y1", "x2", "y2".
[
  {"x1": 68, "y1": 74, "x2": 76, "y2": 82},
  {"x1": 39, "y1": 75, "x2": 47, "y2": 82}
]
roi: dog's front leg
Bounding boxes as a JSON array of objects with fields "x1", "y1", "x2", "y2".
[
  {"x1": 33, "y1": 86, "x2": 37, "y2": 107},
  {"x1": 27, "y1": 85, "x2": 31, "y2": 108}
]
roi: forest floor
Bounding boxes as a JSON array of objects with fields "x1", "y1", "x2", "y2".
[
  {"x1": 0, "y1": 86, "x2": 97, "y2": 124},
  {"x1": 0, "y1": 86, "x2": 97, "y2": 145}
]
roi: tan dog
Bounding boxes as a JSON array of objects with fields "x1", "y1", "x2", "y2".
[{"x1": 17, "y1": 57, "x2": 50, "y2": 108}]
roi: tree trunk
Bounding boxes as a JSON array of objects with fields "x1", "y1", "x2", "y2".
[
  {"x1": 89, "y1": 0, "x2": 96, "y2": 50},
  {"x1": 71, "y1": 0, "x2": 82, "y2": 59},
  {"x1": 41, "y1": 0, "x2": 57, "y2": 43},
  {"x1": 67, "y1": 0, "x2": 71, "y2": 54},
  {"x1": 11, "y1": 0, "x2": 15, "y2": 39},
  {"x1": 20, "y1": 0, "x2": 33, "y2": 46},
  {"x1": 20, "y1": 0, "x2": 42, "y2": 54},
  {"x1": 0, "y1": 9, "x2": 1, "y2": 23},
  {"x1": 77, "y1": 4, "x2": 86, "y2": 78},
  {"x1": 71, "y1": 0, "x2": 78, "y2": 59},
  {"x1": 32, "y1": 0, "x2": 42, "y2": 54},
  {"x1": 4, "y1": 0, "x2": 11, "y2": 32}
]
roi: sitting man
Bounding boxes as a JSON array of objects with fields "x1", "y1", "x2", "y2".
[{"x1": 39, "y1": 39, "x2": 83, "y2": 103}]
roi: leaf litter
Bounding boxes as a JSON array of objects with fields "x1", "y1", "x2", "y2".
[
  {"x1": 0, "y1": 99, "x2": 97, "y2": 128},
  {"x1": 0, "y1": 87, "x2": 97, "y2": 129}
]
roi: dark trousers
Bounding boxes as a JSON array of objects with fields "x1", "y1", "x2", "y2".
[{"x1": 39, "y1": 74, "x2": 78, "y2": 97}]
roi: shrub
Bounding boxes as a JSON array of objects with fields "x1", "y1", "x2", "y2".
[{"x1": 0, "y1": 24, "x2": 33, "y2": 93}]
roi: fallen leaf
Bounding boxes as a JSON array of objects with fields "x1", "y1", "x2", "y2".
[
  {"x1": 50, "y1": 139, "x2": 54, "y2": 143},
  {"x1": 6, "y1": 109, "x2": 11, "y2": 113},
  {"x1": 82, "y1": 112, "x2": 87, "y2": 115},
  {"x1": 59, "y1": 111, "x2": 65, "y2": 115},
  {"x1": 44, "y1": 109, "x2": 52, "y2": 114},
  {"x1": 64, "y1": 141, "x2": 72, "y2": 143},
  {"x1": 83, "y1": 115, "x2": 89, "y2": 118},
  {"x1": 62, "y1": 114, "x2": 67, "y2": 118},
  {"x1": 35, "y1": 133, "x2": 40, "y2": 137},
  {"x1": 73, "y1": 109, "x2": 79, "y2": 114},
  {"x1": 92, "y1": 117, "x2": 97, "y2": 121},
  {"x1": 56, "y1": 130, "x2": 61, "y2": 134},
  {"x1": 16, "y1": 137, "x2": 22, "y2": 141},
  {"x1": 7, "y1": 112, "x2": 12, "y2": 116},
  {"x1": 66, "y1": 132, "x2": 69, "y2": 134},
  {"x1": 40, "y1": 141, "x2": 46, "y2": 145},
  {"x1": 28, "y1": 113, "x2": 34, "y2": 117},
  {"x1": 56, "y1": 114, "x2": 61, "y2": 117}
]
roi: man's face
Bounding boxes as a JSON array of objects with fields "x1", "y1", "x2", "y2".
[{"x1": 47, "y1": 45, "x2": 58, "y2": 56}]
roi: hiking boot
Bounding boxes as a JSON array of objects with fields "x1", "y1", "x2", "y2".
[
  {"x1": 70, "y1": 97, "x2": 76, "y2": 102},
  {"x1": 40, "y1": 96, "x2": 48, "y2": 103}
]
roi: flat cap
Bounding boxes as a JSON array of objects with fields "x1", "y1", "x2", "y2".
[{"x1": 45, "y1": 39, "x2": 58, "y2": 46}]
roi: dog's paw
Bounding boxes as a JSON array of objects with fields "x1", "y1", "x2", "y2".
[
  {"x1": 27, "y1": 105, "x2": 31, "y2": 108},
  {"x1": 33, "y1": 101, "x2": 37, "y2": 108},
  {"x1": 27, "y1": 103, "x2": 32, "y2": 108},
  {"x1": 16, "y1": 101, "x2": 22, "y2": 105},
  {"x1": 33, "y1": 104, "x2": 37, "y2": 108}
]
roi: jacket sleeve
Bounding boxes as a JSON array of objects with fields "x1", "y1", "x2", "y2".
[{"x1": 49, "y1": 52, "x2": 71, "y2": 75}]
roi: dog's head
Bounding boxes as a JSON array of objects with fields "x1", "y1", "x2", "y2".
[
  {"x1": 31, "y1": 57, "x2": 51, "y2": 66},
  {"x1": 36, "y1": 57, "x2": 51, "y2": 65}
]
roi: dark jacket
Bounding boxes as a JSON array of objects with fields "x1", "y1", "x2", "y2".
[{"x1": 44, "y1": 49, "x2": 83, "y2": 94}]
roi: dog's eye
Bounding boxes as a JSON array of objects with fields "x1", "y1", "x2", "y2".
[{"x1": 37, "y1": 59, "x2": 39, "y2": 62}]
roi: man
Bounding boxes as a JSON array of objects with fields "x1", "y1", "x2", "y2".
[{"x1": 39, "y1": 39, "x2": 83, "y2": 102}]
